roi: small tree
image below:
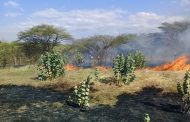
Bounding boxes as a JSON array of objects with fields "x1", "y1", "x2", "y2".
[
  {"x1": 74, "y1": 51, "x2": 84, "y2": 66},
  {"x1": 37, "y1": 52, "x2": 65, "y2": 80},
  {"x1": 112, "y1": 54, "x2": 136, "y2": 85},
  {"x1": 62, "y1": 54, "x2": 69, "y2": 65},
  {"x1": 128, "y1": 51, "x2": 146, "y2": 69},
  {"x1": 94, "y1": 68, "x2": 100, "y2": 81},
  {"x1": 122, "y1": 54, "x2": 136, "y2": 84},
  {"x1": 18, "y1": 24, "x2": 72, "y2": 61},
  {"x1": 74, "y1": 34, "x2": 135, "y2": 66},
  {"x1": 2, "y1": 58, "x2": 7, "y2": 69},
  {"x1": 0, "y1": 42, "x2": 11, "y2": 68},
  {"x1": 67, "y1": 76, "x2": 91, "y2": 111},
  {"x1": 177, "y1": 70, "x2": 190, "y2": 114},
  {"x1": 112, "y1": 54, "x2": 125, "y2": 82}
]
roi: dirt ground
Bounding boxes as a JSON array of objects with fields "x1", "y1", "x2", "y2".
[{"x1": 0, "y1": 85, "x2": 190, "y2": 122}]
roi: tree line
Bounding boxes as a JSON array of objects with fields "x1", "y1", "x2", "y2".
[{"x1": 1, "y1": 21, "x2": 190, "y2": 68}]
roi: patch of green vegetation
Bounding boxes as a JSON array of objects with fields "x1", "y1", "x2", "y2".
[
  {"x1": 112, "y1": 54, "x2": 135, "y2": 85},
  {"x1": 67, "y1": 76, "x2": 91, "y2": 111},
  {"x1": 144, "y1": 113, "x2": 151, "y2": 122},
  {"x1": 128, "y1": 51, "x2": 146, "y2": 69},
  {"x1": 74, "y1": 51, "x2": 84, "y2": 66},
  {"x1": 94, "y1": 68, "x2": 100, "y2": 81},
  {"x1": 177, "y1": 70, "x2": 190, "y2": 114},
  {"x1": 51, "y1": 102, "x2": 63, "y2": 109},
  {"x1": 37, "y1": 52, "x2": 66, "y2": 80}
]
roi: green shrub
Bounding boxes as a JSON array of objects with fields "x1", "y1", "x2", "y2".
[
  {"x1": 37, "y1": 52, "x2": 65, "y2": 80},
  {"x1": 112, "y1": 54, "x2": 136, "y2": 85},
  {"x1": 112, "y1": 54, "x2": 125, "y2": 82},
  {"x1": 144, "y1": 113, "x2": 150, "y2": 122},
  {"x1": 74, "y1": 51, "x2": 84, "y2": 66},
  {"x1": 94, "y1": 68, "x2": 100, "y2": 81},
  {"x1": 62, "y1": 54, "x2": 69, "y2": 65},
  {"x1": 128, "y1": 51, "x2": 146, "y2": 69},
  {"x1": 67, "y1": 76, "x2": 91, "y2": 110},
  {"x1": 177, "y1": 70, "x2": 190, "y2": 114}
]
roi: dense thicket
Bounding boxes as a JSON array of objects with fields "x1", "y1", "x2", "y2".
[{"x1": 0, "y1": 42, "x2": 27, "y2": 67}]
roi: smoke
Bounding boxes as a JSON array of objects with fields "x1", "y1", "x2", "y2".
[
  {"x1": 179, "y1": 28, "x2": 190, "y2": 52},
  {"x1": 118, "y1": 24, "x2": 190, "y2": 66},
  {"x1": 76, "y1": 21, "x2": 190, "y2": 67}
]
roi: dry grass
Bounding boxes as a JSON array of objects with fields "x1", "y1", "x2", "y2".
[{"x1": 0, "y1": 66, "x2": 185, "y2": 106}]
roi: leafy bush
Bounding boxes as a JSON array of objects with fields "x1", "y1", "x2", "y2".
[
  {"x1": 177, "y1": 70, "x2": 190, "y2": 114},
  {"x1": 112, "y1": 54, "x2": 125, "y2": 82},
  {"x1": 37, "y1": 52, "x2": 65, "y2": 80},
  {"x1": 128, "y1": 51, "x2": 146, "y2": 69},
  {"x1": 123, "y1": 54, "x2": 136, "y2": 84},
  {"x1": 144, "y1": 113, "x2": 150, "y2": 122},
  {"x1": 74, "y1": 51, "x2": 84, "y2": 66},
  {"x1": 112, "y1": 54, "x2": 136, "y2": 85},
  {"x1": 62, "y1": 54, "x2": 69, "y2": 65},
  {"x1": 67, "y1": 76, "x2": 91, "y2": 111},
  {"x1": 94, "y1": 68, "x2": 100, "y2": 81}
]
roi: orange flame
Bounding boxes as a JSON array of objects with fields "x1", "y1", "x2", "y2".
[
  {"x1": 96, "y1": 66, "x2": 110, "y2": 72},
  {"x1": 152, "y1": 55, "x2": 190, "y2": 71},
  {"x1": 64, "y1": 64, "x2": 78, "y2": 71}
]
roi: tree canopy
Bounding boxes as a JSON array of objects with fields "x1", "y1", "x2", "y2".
[
  {"x1": 158, "y1": 21, "x2": 190, "y2": 44},
  {"x1": 159, "y1": 21, "x2": 190, "y2": 33},
  {"x1": 18, "y1": 24, "x2": 72, "y2": 59},
  {"x1": 158, "y1": 21, "x2": 190, "y2": 56},
  {"x1": 73, "y1": 34, "x2": 135, "y2": 66}
]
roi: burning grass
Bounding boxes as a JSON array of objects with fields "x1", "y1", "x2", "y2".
[
  {"x1": 152, "y1": 55, "x2": 190, "y2": 71},
  {"x1": 96, "y1": 66, "x2": 111, "y2": 72},
  {"x1": 64, "y1": 64, "x2": 78, "y2": 71}
]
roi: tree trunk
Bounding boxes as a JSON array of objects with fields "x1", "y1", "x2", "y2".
[
  {"x1": 19, "y1": 57, "x2": 22, "y2": 65},
  {"x1": 14, "y1": 57, "x2": 17, "y2": 66}
]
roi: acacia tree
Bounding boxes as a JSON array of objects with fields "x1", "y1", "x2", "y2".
[
  {"x1": 158, "y1": 21, "x2": 190, "y2": 57},
  {"x1": 18, "y1": 24, "x2": 72, "y2": 62},
  {"x1": 74, "y1": 34, "x2": 134, "y2": 66},
  {"x1": 159, "y1": 21, "x2": 190, "y2": 42}
]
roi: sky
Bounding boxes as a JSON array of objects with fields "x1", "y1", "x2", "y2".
[{"x1": 0, "y1": 0, "x2": 190, "y2": 41}]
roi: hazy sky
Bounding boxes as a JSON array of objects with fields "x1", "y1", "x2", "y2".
[{"x1": 0, "y1": 0, "x2": 190, "y2": 41}]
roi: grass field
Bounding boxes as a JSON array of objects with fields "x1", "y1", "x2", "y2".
[
  {"x1": 0, "y1": 66, "x2": 185, "y2": 106},
  {"x1": 0, "y1": 66, "x2": 189, "y2": 121}
]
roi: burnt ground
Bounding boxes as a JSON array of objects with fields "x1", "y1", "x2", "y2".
[{"x1": 0, "y1": 85, "x2": 190, "y2": 122}]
